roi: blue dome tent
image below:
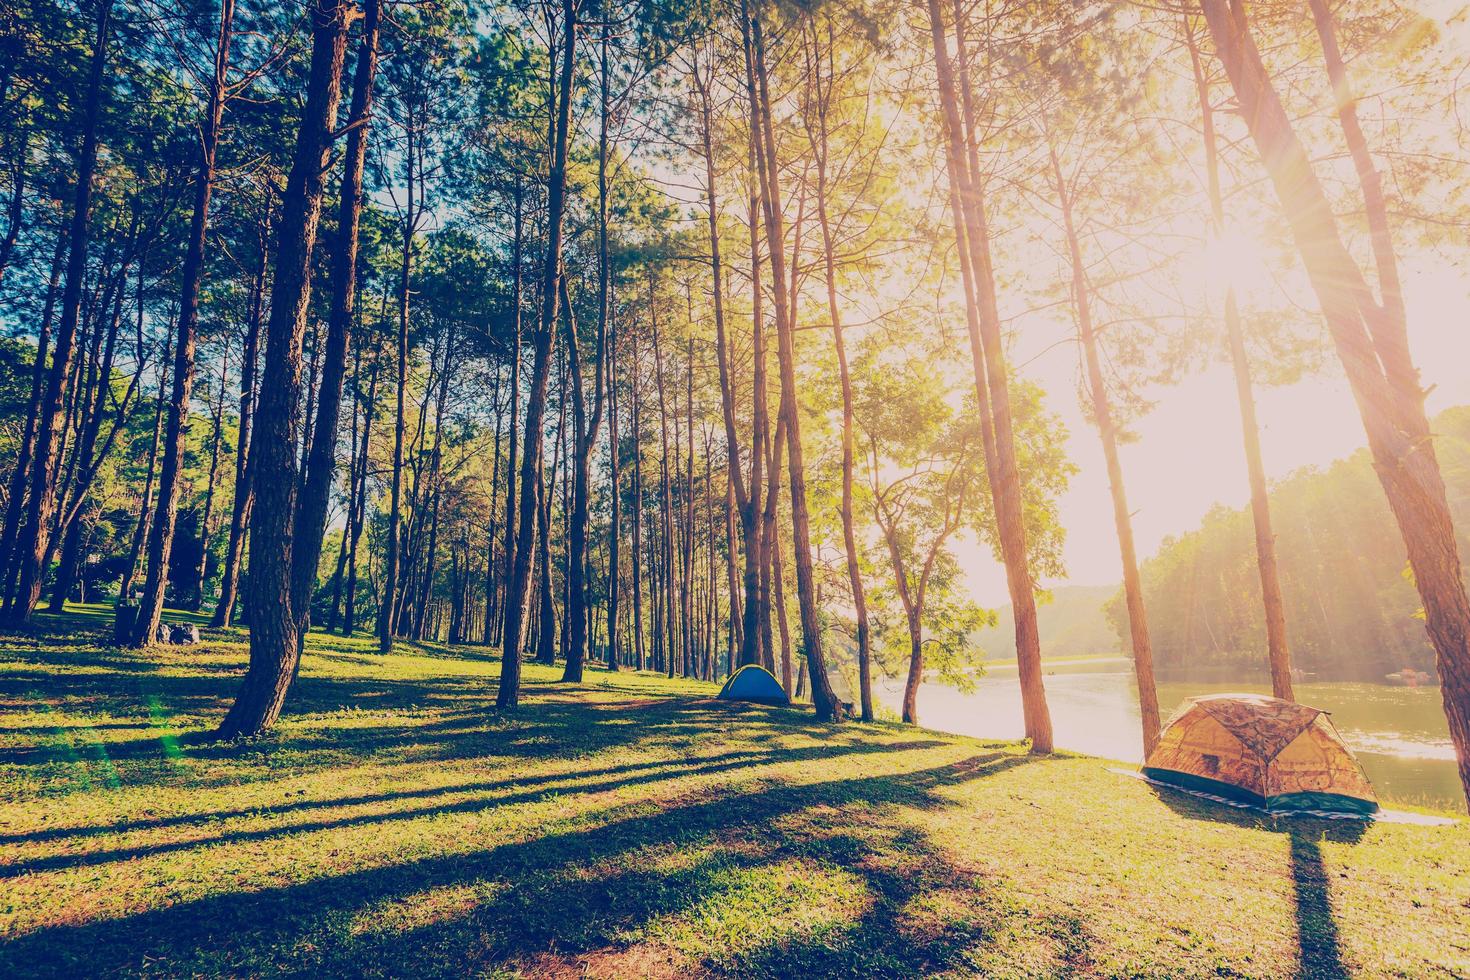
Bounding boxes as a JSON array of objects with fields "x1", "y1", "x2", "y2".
[{"x1": 717, "y1": 664, "x2": 790, "y2": 706}]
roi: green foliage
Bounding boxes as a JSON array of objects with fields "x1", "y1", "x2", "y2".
[{"x1": 1108, "y1": 406, "x2": 1470, "y2": 679}]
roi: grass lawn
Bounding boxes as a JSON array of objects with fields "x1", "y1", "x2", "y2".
[{"x1": 1, "y1": 607, "x2": 1466, "y2": 978}]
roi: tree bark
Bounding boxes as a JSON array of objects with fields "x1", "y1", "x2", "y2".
[
  {"x1": 743, "y1": 0, "x2": 841, "y2": 719},
  {"x1": 132, "y1": 0, "x2": 235, "y2": 645},
  {"x1": 1201, "y1": 0, "x2": 1470, "y2": 802},
  {"x1": 5, "y1": 0, "x2": 111, "y2": 624},
  {"x1": 294, "y1": 0, "x2": 380, "y2": 643},
  {"x1": 1046, "y1": 140, "x2": 1161, "y2": 753},
  {"x1": 184, "y1": 357, "x2": 228, "y2": 609},
  {"x1": 925, "y1": 0, "x2": 1052, "y2": 750},
  {"x1": 343, "y1": 350, "x2": 379, "y2": 635},
  {"x1": 806, "y1": 22, "x2": 871, "y2": 719},
  {"x1": 0, "y1": 229, "x2": 65, "y2": 595},
  {"x1": 498, "y1": 0, "x2": 574, "y2": 708},
  {"x1": 212, "y1": 222, "x2": 266, "y2": 627},
  {"x1": 214, "y1": 0, "x2": 350, "y2": 739},
  {"x1": 1184, "y1": 17, "x2": 1293, "y2": 703},
  {"x1": 496, "y1": 180, "x2": 524, "y2": 645}
]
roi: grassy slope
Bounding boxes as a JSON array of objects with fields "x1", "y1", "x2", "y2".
[{"x1": 0, "y1": 607, "x2": 1466, "y2": 979}]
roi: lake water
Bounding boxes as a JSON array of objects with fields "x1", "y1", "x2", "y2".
[{"x1": 874, "y1": 658, "x2": 1464, "y2": 814}]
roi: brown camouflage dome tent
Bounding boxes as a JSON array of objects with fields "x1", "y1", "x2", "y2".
[{"x1": 1143, "y1": 694, "x2": 1378, "y2": 815}]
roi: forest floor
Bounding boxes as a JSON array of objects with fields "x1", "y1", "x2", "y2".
[{"x1": 0, "y1": 606, "x2": 1466, "y2": 978}]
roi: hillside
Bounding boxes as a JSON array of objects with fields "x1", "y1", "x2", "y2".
[
  {"x1": 1107, "y1": 405, "x2": 1470, "y2": 678},
  {"x1": 4, "y1": 607, "x2": 1464, "y2": 978},
  {"x1": 975, "y1": 584, "x2": 1118, "y2": 661}
]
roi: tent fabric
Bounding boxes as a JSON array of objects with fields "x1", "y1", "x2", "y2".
[
  {"x1": 717, "y1": 665, "x2": 790, "y2": 705},
  {"x1": 1143, "y1": 693, "x2": 1377, "y2": 814}
]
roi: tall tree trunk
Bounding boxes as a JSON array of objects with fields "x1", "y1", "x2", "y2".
[
  {"x1": 498, "y1": 0, "x2": 574, "y2": 708},
  {"x1": 807, "y1": 23, "x2": 871, "y2": 719},
  {"x1": 496, "y1": 181, "x2": 524, "y2": 645},
  {"x1": 772, "y1": 519, "x2": 794, "y2": 697},
  {"x1": 0, "y1": 229, "x2": 65, "y2": 594},
  {"x1": 184, "y1": 358, "x2": 228, "y2": 609},
  {"x1": 343, "y1": 350, "x2": 379, "y2": 635},
  {"x1": 562, "y1": 65, "x2": 609, "y2": 682},
  {"x1": 132, "y1": 0, "x2": 234, "y2": 644},
  {"x1": 741, "y1": 107, "x2": 768, "y2": 669},
  {"x1": 1201, "y1": 0, "x2": 1470, "y2": 804},
  {"x1": 1185, "y1": 17, "x2": 1293, "y2": 703},
  {"x1": 214, "y1": 0, "x2": 350, "y2": 739},
  {"x1": 212, "y1": 225, "x2": 266, "y2": 627},
  {"x1": 412, "y1": 331, "x2": 452, "y2": 642},
  {"x1": 5, "y1": 0, "x2": 111, "y2": 623},
  {"x1": 326, "y1": 340, "x2": 363, "y2": 632},
  {"x1": 1046, "y1": 141, "x2": 1161, "y2": 753},
  {"x1": 651, "y1": 303, "x2": 677, "y2": 676},
  {"x1": 744, "y1": 0, "x2": 841, "y2": 720},
  {"x1": 52, "y1": 252, "x2": 129, "y2": 613},
  {"x1": 381, "y1": 99, "x2": 415, "y2": 655},
  {"x1": 535, "y1": 464, "x2": 556, "y2": 666},
  {"x1": 606, "y1": 283, "x2": 621, "y2": 669},
  {"x1": 925, "y1": 0, "x2": 1051, "y2": 750},
  {"x1": 630, "y1": 332, "x2": 645, "y2": 670},
  {"x1": 120, "y1": 348, "x2": 167, "y2": 602},
  {"x1": 295, "y1": 0, "x2": 380, "y2": 644}
]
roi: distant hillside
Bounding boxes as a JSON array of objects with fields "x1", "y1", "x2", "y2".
[
  {"x1": 1105, "y1": 405, "x2": 1470, "y2": 679},
  {"x1": 975, "y1": 584, "x2": 1119, "y2": 661}
]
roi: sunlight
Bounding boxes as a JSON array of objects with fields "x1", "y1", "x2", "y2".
[
  {"x1": 1201, "y1": 226, "x2": 1273, "y2": 302},
  {"x1": 0, "y1": 0, "x2": 1467, "y2": 972}
]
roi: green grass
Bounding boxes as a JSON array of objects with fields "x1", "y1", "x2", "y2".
[{"x1": 0, "y1": 606, "x2": 1466, "y2": 978}]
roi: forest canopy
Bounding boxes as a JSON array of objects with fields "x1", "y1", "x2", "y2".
[{"x1": 1, "y1": 0, "x2": 1469, "y2": 803}]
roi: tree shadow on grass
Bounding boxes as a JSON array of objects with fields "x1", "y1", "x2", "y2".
[
  {"x1": 1147, "y1": 783, "x2": 1367, "y2": 979},
  {"x1": 0, "y1": 753, "x2": 1047, "y2": 979},
  {"x1": 0, "y1": 738, "x2": 950, "y2": 876}
]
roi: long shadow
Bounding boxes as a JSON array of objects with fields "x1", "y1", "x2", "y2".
[
  {"x1": 1147, "y1": 782, "x2": 1367, "y2": 978},
  {"x1": 0, "y1": 680, "x2": 873, "y2": 790},
  {"x1": 0, "y1": 739, "x2": 951, "y2": 876},
  {"x1": 0, "y1": 753, "x2": 1043, "y2": 978},
  {"x1": 0, "y1": 737, "x2": 948, "y2": 847}
]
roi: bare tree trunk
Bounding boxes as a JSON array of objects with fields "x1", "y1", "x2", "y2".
[
  {"x1": 412, "y1": 332, "x2": 452, "y2": 642},
  {"x1": 535, "y1": 463, "x2": 556, "y2": 666},
  {"x1": 381, "y1": 98, "x2": 415, "y2": 655},
  {"x1": 561, "y1": 95, "x2": 608, "y2": 682},
  {"x1": 295, "y1": 0, "x2": 380, "y2": 645},
  {"x1": 132, "y1": 0, "x2": 235, "y2": 645},
  {"x1": 0, "y1": 229, "x2": 65, "y2": 594},
  {"x1": 925, "y1": 0, "x2": 1051, "y2": 750},
  {"x1": 806, "y1": 22, "x2": 871, "y2": 719},
  {"x1": 212, "y1": 222, "x2": 267, "y2": 627},
  {"x1": 630, "y1": 331, "x2": 645, "y2": 670},
  {"x1": 606, "y1": 281, "x2": 621, "y2": 669},
  {"x1": 1046, "y1": 141, "x2": 1161, "y2": 753},
  {"x1": 744, "y1": 0, "x2": 841, "y2": 720},
  {"x1": 214, "y1": 0, "x2": 350, "y2": 739},
  {"x1": 120, "y1": 347, "x2": 167, "y2": 602},
  {"x1": 772, "y1": 521, "x2": 794, "y2": 697},
  {"x1": 499, "y1": 0, "x2": 574, "y2": 708},
  {"x1": 5, "y1": 0, "x2": 111, "y2": 624},
  {"x1": 1184, "y1": 17, "x2": 1293, "y2": 702},
  {"x1": 184, "y1": 357, "x2": 229, "y2": 609},
  {"x1": 343, "y1": 349, "x2": 379, "y2": 635},
  {"x1": 1202, "y1": 0, "x2": 1470, "y2": 802},
  {"x1": 496, "y1": 181, "x2": 524, "y2": 645}
]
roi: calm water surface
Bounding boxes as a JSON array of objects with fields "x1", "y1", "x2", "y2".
[{"x1": 875, "y1": 659, "x2": 1463, "y2": 813}]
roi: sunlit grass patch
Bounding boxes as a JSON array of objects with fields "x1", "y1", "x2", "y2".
[
  {"x1": 0, "y1": 605, "x2": 1465, "y2": 978},
  {"x1": 638, "y1": 855, "x2": 872, "y2": 969}
]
